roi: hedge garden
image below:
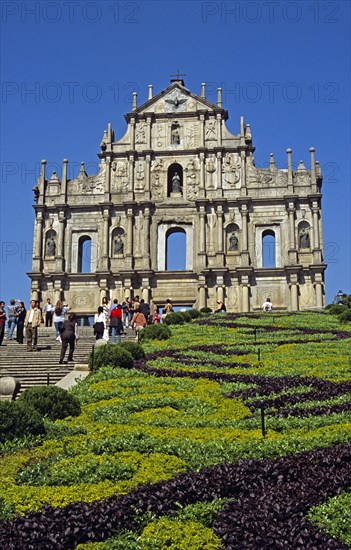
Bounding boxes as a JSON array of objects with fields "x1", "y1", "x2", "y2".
[{"x1": 0, "y1": 311, "x2": 350, "y2": 549}]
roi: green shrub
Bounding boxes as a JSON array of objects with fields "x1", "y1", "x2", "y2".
[
  {"x1": 89, "y1": 344, "x2": 134, "y2": 372},
  {"x1": 118, "y1": 341, "x2": 145, "y2": 360},
  {"x1": 339, "y1": 309, "x2": 351, "y2": 323},
  {"x1": 139, "y1": 324, "x2": 171, "y2": 341},
  {"x1": 164, "y1": 312, "x2": 185, "y2": 325},
  {"x1": 200, "y1": 307, "x2": 212, "y2": 314},
  {"x1": 327, "y1": 304, "x2": 347, "y2": 315},
  {"x1": 178, "y1": 311, "x2": 192, "y2": 323},
  {"x1": 19, "y1": 386, "x2": 81, "y2": 421},
  {"x1": 140, "y1": 517, "x2": 221, "y2": 549},
  {"x1": 0, "y1": 401, "x2": 45, "y2": 443},
  {"x1": 187, "y1": 309, "x2": 202, "y2": 319}
]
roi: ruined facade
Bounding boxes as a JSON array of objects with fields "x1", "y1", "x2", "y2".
[{"x1": 28, "y1": 79, "x2": 326, "y2": 314}]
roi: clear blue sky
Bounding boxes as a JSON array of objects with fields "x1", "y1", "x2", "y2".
[{"x1": 1, "y1": 0, "x2": 350, "y2": 306}]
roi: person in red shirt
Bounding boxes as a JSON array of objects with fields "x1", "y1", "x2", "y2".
[{"x1": 110, "y1": 301, "x2": 123, "y2": 343}]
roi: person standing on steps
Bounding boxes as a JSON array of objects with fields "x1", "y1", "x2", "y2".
[
  {"x1": 262, "y1": 298, "x2": 272, "y2": 312},
  {"x1": 24, "y1": 300, "x2": 41, "y2": 352},
  {"x1": 0, "y1": 301, "x2": 6, "y2": 346},
  {"x1": 7, "y1": 299, "x2": 19, "y2": 340},
  {"x1": 15, "y1": 301, "x2": 26, "y2": 344},
  {"x1": 53, "y1": 301, "x2": 69, "y2": 341},
  {"x1": 109, "y1": 302, "x2": 123, "y2": 343},
  {"x1": 59, "y1": 313, "x2": 79, "y2": 364},
  {"x1": 44, "y1": 298, "x2": 54, "y2": 327}
]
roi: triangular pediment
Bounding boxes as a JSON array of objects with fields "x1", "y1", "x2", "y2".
[{"x1": 126, "y1": 81, "x2": 226, "y2": 119}]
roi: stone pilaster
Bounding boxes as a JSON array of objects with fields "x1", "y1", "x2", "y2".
[
  {"x1": 32, "y1": 206, "x2": 44, "y2": 272},
  {"x1": 104, "y1": 156, "x2": 111, "y2": 200},
  {"x1": 55, "y1": 208, "x2": 66, "y2": 272}
]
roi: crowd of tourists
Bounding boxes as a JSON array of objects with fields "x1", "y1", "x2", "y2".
[
  {"x1": 0, "y1": 295, "x2": 274, "y2": 364},
  {"x1": 93, "y1": 296, "x2": 167, "y2": 343}
]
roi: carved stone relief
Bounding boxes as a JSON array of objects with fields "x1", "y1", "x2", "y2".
[
  {"x1": 69, "y1": 161, "x2": 105, "y2": 194},
  {"x1": 164, "y1": 90, "x2": 188, "y2": 113},
  {"x1": 206, "y1": 156, "x2": 217, "y2": 188},
  {"x1": 135, "y1": 122, "x2": 146, "y2": 144},
  {"x1": 151, "y1": 158, "x2": 165, "y2": 199},
  {"x1": 222, "y1": 153, "x2": 241, "y2": 188},
  {"x1": 205, "y1": 119, "x2": 217, "y2": 141},
  {"x1": 135, "y1": 160, "x2": 145, "y2": 191},
  {"x1": 186, "y1": 158, "x2": 199, "y2": 200},
  {"x1": 111, "y1": 160, "x2": 128, "y2": 192}
]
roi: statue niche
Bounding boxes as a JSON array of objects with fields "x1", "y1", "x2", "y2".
[
  {"x1": 298, "y1": 221, "x2": 311, "y2": 250},
  {"x1": 112, "y1": 228, "x2": 125, "y2": 256},
  {"x1": 168, "y1": 163, "x2": 183, "y2": 196},
  {"x1": 171, "y1": 122, "x2": 181, "y2": 146},
  {"x1": 45, "y1": 231, "x2": 57, "y2": 258},
  {"x1": 227, "y1": 224, "x2": 239, "y2": 252}
]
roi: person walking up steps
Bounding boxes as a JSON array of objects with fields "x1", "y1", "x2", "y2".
[
  {"x1": 59, "y1": 313, "x2": 79, "y2": 364},
  {"x1": 24, "y1": 300, "x2": 41, "y2": 351}
]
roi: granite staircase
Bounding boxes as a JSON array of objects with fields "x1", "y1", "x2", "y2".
[{"x1": 0, "y1": 325, "x2": 137, "y2": 394}]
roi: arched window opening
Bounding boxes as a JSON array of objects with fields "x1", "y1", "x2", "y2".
[
  {"x1": 112, "y1": 228, "x2": 125, "y2": 256},
  {"x1": 78, "y1": 236, "x2": 92, "y2": 273},
  {"x1": 166, "y1": 228, "x2": 186, "y2": 270},
  {"x1": 262, "y1": 230, "x2": 276, "y2": 268},
  {"x1": 168, "y1": 163, "x2": 183, "y2": 196}
]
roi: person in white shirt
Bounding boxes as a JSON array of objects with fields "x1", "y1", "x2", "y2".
[
  {"x1": 44, "y1": 298, "x2": 54, "y2": 327},
  {"x1": 262, "y1": 298, "x2": 272, "y2": 312}
]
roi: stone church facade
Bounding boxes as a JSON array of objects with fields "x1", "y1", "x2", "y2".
[{"x1": 28, "y1": 78, "x2": 326, "y2": 314}]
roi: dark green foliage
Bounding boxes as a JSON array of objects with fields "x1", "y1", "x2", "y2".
[
  {"x1": 327, "y1": 305, "x2": 347, "y2": 315},
  {"x1": 19, "y1": 386, "x2": 81, "y2": 421},
  {"x1": 187, "y1": 309, "x2": 202, "y2": 319},
  {"x1": 89, "y1": 344, "x2": 134, "y2": 372},
  {"x1": 0, "y1": 401, "x2": 45, "y2": 443},
  {"x1": 339, "y1": 309, "x2": 351, "y2": 323},
  {"x1": 178, "y1": 311, "x2": 192, "y2": 322},
  {"x1": 200, "y1": 307, "x2": 212, "y2": 314},
  {"x1": 139, "y1": 324, "x2": 171, "y2": 341},
  {"x1": 118, "y1": 341, "x2": 145, "y2": 360},
  {"x1": 163, "y1": 312, "x2": 185, "y2": 325}
]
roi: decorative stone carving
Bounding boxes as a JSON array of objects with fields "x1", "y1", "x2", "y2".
[
  {"x1": 151, "y1": 159, "x2": 165, "y2": 199},
  {"x1": 186, "y1": 159, "x2": 199, "y2": 200},
  {"x1": 69, "y1": 161, "x2": 105, "y2": 194},
  {"x1": 294, "y1": 161, "x2": 310, "y2": 185},
  {"x1": 206, "y1": 156, "x2": 216, "y2": 188},
  {"x1": 111, "y1": 160, "x2": 128, "y2": 192},
  {"x1": 135, "y1": 160, "x2": 145, "y2": 190},
  {"x1": 222, "y1": 153, "x2": 241, "y2": 187},
  {"x1": 205, "y1": 119, "x2": 217, "y2": 141},
  {"x1": 164, "y1": 90, "x2": 188, "y2": 113},
  {"x1": 135, "y1": 122, "x2": 146, "y2": 144},
  {"x1": 184, "y1": 122, "x2": 198, "y2": 148},
  {"x1": 246, "y1": 156, "x2": 273, "y2": 186}
]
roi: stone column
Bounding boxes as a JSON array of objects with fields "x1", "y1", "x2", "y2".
[
  {"x1": 104, "y1": 156, "x2": 111, "y2": 199},
  {"x1": 126, "y1": 208, "x2": 134, "y2": 256},
  {"x1": 54, "y1": 286, "x2": 62, "y2": 303},
  {"x1": 60, "y1": 159, "x2": 68, "y2": 201},
  {"x1": 37, "y1": 160, "x2": 46, "y2": 206},
  {"x1": 216, "y1": 204, "x2": 224, "y2": 253},
  {"x1": 199, "y1": 114, "x2": 205, "y2": 147},
  {"x1": 100, "y1": 207, "x2": 110, "y2": 270},
  {"x1": 199, "y1": 285, "x2": 206, "y2": 309},
  {"x1": 145, "y1": 155, "x2": 151, "y2": 193},
  {"x1": 287, "y1": 148, "x2": 293, "y2": 193},
  {"x1": 312, "y1": 206, "x2": 320, "y2": 249},
  {"x1": 217, "y1": 285, "x2": 224, "y2": 304},
  {"x1": 216, "y1": 152, "x2": 222, "y2": 190},
  {"x1": 130, "y1": 118, "x2": 136, "y2": 149},
  {"x1": 55, "y1": 210, "x2": 66, "y2": 272},
  {"x1": 128, "y1": 155, "x2": 134, "y2": 193},
  {"x1": 315, "y1": 282, "x2": 323, "y2": 308},
  {"x1": 290, "y1": 283, "x2": 298, "y2": 311},
  {"x1": 199, "y1": 207, "x2": 206, "y2": 253},
  {"x1": 242, "y1": 284, "x2": 249, "y2": 313},
  {"x1": 240, "y1": 205, "x2": 248, "y2": 251},
  {"x1": 288, "y1": 205, "x2": 296, "y2": 249},
  {"x1": 142, "y1": 278, "x2": 150, "y2": 303},
  {"x1": 240, "y1": 152, "x2": 246, "y2": 193},
  {"x1": 146, "y1": 116, "x2": 152, "y2": 149},
  {"x1": 310, "y1": 147, "x2": 316, "y2": 192},
  {"x1": 216, "y1": 114, "x2": 222, "y2": 147},
  {"x1": 32, "y1": 207, "x2": 44, "y2": 272},
  {"x1": 143, "y1": 207, "x2": 151, "y2": 269},
  {"x1": 199, "y1": 153, "x2": 205, "y2": 196}
]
